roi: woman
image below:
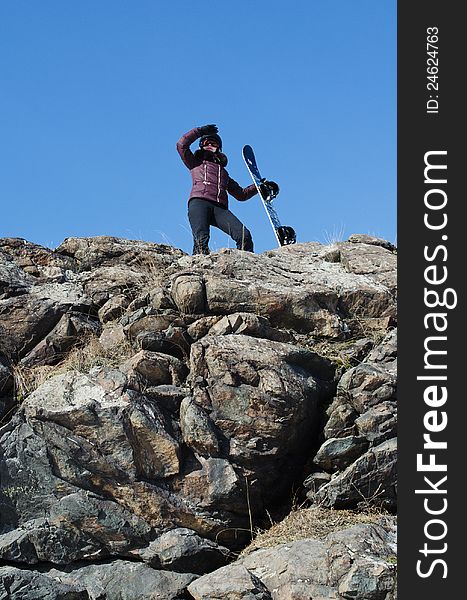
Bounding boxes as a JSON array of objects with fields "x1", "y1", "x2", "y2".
[{"x1": 177, "y1": 124, "x2": 278, "y2": 254}]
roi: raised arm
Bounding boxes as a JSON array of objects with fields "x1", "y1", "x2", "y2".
[
  {"x1": 176, "y1": 124, "x2": 218, "y2": 169},
  {"x1": 176, "y1": 127, "x2": 201, "y2": 169}
]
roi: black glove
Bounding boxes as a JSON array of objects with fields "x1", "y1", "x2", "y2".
[
  {"x1": 260, "y1": 179, "x2": 279, "y2": 198},
  {"x1": 198, "y1": 124, "x2": 218, "y2": 136}
]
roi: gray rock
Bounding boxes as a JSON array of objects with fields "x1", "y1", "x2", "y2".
[
  {"x1": 20, "y1": 313, "x2": 100, "y2": 367},
  {"x1": 208, "y1": 312, "x2": 292, "y2": 343},
  {"x1": 348, "y1": 233, "x2": 397, "y2": 252},
  {"x1": 313, "y1": 436, "x2": 369, "y2": 471},
  {"x1": 323, "y1": 401, "x2": 359, "y2": 439},
  {"x1": 189, "y1": 334, "x2": 331, "y2": 499},
  {"x1": 120, "y1": 350, "x2": 188, "y2": 388},
  {"x1": 187, "y1": 316, "x2": 223, "y2": 341},
  {"x1": 130, "y1": 527, "x2": 232, "y2": 574},
  {"x1": 192, "y1": 522, "x2": 396, "y2": 600},
  {"x1": 355, "y1": 401, "x2": 397, "y2": 445},
  {"x1": 337, "y1": 362, "x2": 396, "y2": 415},
  {"x1": 311, "y1": 438, "x2": 397, "y2": 509},
  {"x1": 0, "y1": 238, "x2": 75, "y2": 279},
  {"x1": 55, "y1": 236, "x2": 185, "y2": 273},
  {"x1": 188, "y1": 564, "x2": 272, "y2": 599},
  {"x1": 0, "y1": 236, "x2": 398, "y2": 580},
  {"x1": 98, "y1": 294, "x2": 131, "y2": 323},
  {"x1": 180, "y1": 397, "x2": 220, "y2": 457},
  {"x1": 199, "y1": 244, "x2": 395, "y2": 335},
  {"x1": 0, "y1": 279, "x2": 91, "y2": 358},
  {"x1": 48, "y1": 560, "x2": 196, "y2": 600},
  {"x1": 99, "y1": 322, "x2": 126, "y2": 351},
  {"x1": 0, "y1": 566, "x2": 89, "y2": 599}
]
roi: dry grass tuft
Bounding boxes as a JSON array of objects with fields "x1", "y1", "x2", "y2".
[
  {"x1": 241, "y1": 505, "x2": 395, "y2": 556},
  {"x1": 12, "y1": 334, "x2": 135, "y2": 401}
]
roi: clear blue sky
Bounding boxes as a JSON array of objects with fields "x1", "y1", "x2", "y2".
[{"x1": 0, "y1": 1, "x2": 396, "y2": 254}]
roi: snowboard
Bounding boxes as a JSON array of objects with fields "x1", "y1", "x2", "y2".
[{"x1": 242, "y1": 145, "x2": 296, "y2": 247}]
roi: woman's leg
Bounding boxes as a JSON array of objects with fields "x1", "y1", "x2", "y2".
[
  {"x1": 188, "y1": 199, "x2": 212, "y2": 254},
  {"x1": 213, "y1": 205, "x2": 254, "y2": 252}
]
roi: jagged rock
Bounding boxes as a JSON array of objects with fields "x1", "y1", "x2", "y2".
[
  {"x1": 0, "y1": 235, "x2": 398, "y2": 585},
  {"x1": 147, "y1": 287, "x2": 177, "y2": 311},
  {"x1": 130, "y1": 527, "x2": 233, "y2": 574},
  {"x1": 309, "y1": 332, "x2": 397, "y2": 509},
  {"x1": 313, "y1": 435, "x2": 369, "y2": 472},
  {"x1": 143, "y1": 384, "x2": 188, "y2": 414},
  {"x1": 98, "y1": 294, "x2": 131, "y2": 323},
  {"x1": 189, "y1": 334, "x2": 334, "y2": 500},
  {"x1": 120, "y1": 350, "x2": 188, "y2": 388},
  {"x1": 323, "y1": 401, "x2": 359, "y2": 439},
  {"x1": 127, "y1": 402, "x2": 181, "y2": 479},
  {"x1": 186, "y1": 316, "x2": 222, "y2": 341},
  {"x1": 55, "y1": 236, "x2": 185, "y2": 273},
  {"x1": 208, "y1": 312, "x2": 292, "y2": 343},
  {"x1": 179, "y1": 396, "x2": 221, "y2": 457},
  {"x1": 365, "y1": 327, "x2": 397, "y2": 370},
  {"x1": 20, "y1": 313, "x2": 100, "y2": 367},
  {"x1": 47, "y1": 561, "x2": 197, "y2": 600},
  {"x1": 0, "y1": 490, "x2": 153, "y2": 564},
  {"x1": 0, "y1": 278, "x2": 92, "y2": 358},
  {"x1": 134, "y1": 325, "x2": 192, "y2": 360},
  {"x1": 338, "y1": 362, "x2": 396, "y2": 414},
  {"x1": 311, "y1": 438, "x2": 397, "y2": 509},
  {"x1": 0, "y1": 238, "x2": 75, "y2": 278},
  {"x1": 338, "y1": 337, "x2": 374, "y2": 366},
  {"x1": 188, "y1": 564, "x2": 272, "y2": 600},
  {"x1": 99, "y1": 322, "x2": 126, "y2": 351},
  {"x1": 340, "y1": 239, "x2": 397, "y2": 290},
  {"x1": 124, "y1": 311, "x2": 181, "y2": 337},
  {"x1": 77, "y1": 266, "x2": 146, "y2": 308},
  {"x1": 0, "y1": 250, "x2": 35, "y2": 301},
  {"x1": 190, "y1": 522, "x2": 396, "y2": 600},
  {"x1": 348, "y1": 233, "x2": 397, "y2": 252},
  {"x1": 173, "y1": 455, "x2": 245, "y2": 513},
  {"x1": 0, "y1": 565, "x2": 89, "y2": 599},
  {"x1": 355, "y1": 401, "x2": 397, "y2": 444},
  {"x1": 22, "y1": 367, "x2": 182, "y2": 481},
  {"x1": 198, "y1": 244, "x2": 395, "y2": 335}
]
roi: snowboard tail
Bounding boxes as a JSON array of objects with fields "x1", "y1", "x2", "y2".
[{"x1": 242, "y1": 145, "x2": 296, "y2": 247}]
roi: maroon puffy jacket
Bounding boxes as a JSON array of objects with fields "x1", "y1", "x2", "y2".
[{"x1": 176, "y1": 127, "x2": 257, "y2": 208}]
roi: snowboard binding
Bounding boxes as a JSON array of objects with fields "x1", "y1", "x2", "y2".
[{"x1": 277, "y1": 226, "x2": 297, "y2": 246}]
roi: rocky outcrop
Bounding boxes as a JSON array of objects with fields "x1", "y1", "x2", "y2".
[
  {"x1": 0, "y1": 235, "x2": 397, "y2": 598},
  {"x1": 189, "y1": 521, "x2": 397, "y2": 599},
  {"x1": 306, "y1": 329, "x2": 397, "y2": 509}
]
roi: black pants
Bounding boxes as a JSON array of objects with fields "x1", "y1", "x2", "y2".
[{"x1": 188, "y1": 198, "x2": 254, "y2": 254}]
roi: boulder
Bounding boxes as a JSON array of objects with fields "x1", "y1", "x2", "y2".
[
  {"x1": 308, "y1": 329, "x2": 397, "y2": 508},
  {"x1": 189, "y1": 334, "x2": 334, "y2": 500},
  {"x1": 47, "y1": 561, "x2": 196, "y2": 600},
  {"x1": 188, "y1": 564, "x2": 272, "y2": 600},
  {"x1": 129, "y1": 527, "x2": 232, "y2": 574},
  {"x1": 0, "y1": 565, "x2": 89, "y2": 599},
  {"x1": 312, "y1": 438, "x2": 397, "y2": 509},
  {"x1": 189, "y1": 522, "x2": 396, "y2": 600}
]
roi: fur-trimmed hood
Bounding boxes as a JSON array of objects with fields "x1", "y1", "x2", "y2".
[{"x1": 193, "y1": 148, "x2": 228, "y2": 168}]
